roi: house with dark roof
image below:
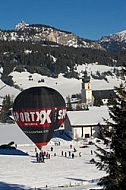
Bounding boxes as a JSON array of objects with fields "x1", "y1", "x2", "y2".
[
  {"x1": 80, "y1": 70, "x2": 116, "y2": 106},
  {"x1": 92, "y1": 89, "x2": 116, "y2": 105}
]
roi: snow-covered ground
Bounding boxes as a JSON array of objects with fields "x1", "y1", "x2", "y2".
[
  {"x1": 0, "y1": 63, "x2": 123, "y2": 105},
  {"x1": 0, "y1": 64, "x2": 123, "y2": 189},
  {"x1": 0, "y1": 123, "x2": 105, "y2": 190}
]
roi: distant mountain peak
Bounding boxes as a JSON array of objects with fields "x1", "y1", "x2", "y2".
[
  {"x1": 15, "y1": 21, "x2": 29, "y2": 31},
  {"x1": 99, "y1": 30, "x2": 126, "y2": 51},
  {"x1": 113, "y1": 30, "x2": 126, "y2": 42}
]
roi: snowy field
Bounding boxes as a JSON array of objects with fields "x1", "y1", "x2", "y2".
[
  {"x1": 0, "y1": 63, "x2": 122, "y2": 189},
  {"x1": 0, "y1": 63, "x2": 123, "y2": 105},
  {"x1": 0, "y1": 124, "x2": 106, "y2": 190}
]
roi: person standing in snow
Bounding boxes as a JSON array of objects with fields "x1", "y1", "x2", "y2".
[
  {"x1": 79, "y1": 152, "x2": 82, "y2": 157},
  {"x1": 65, "y1": 152, "x2": 67, "y2": 157},
  {"x1": 69, "y1": 151, "x2": 71, "y2": 157},
  {"x1": 61, "y1": 150, "x2": 64, "y2": 156},
  {"x1": 51, "y1": 146, "x2": 53, "y2": 151},
  {"x1": 72, "y1": 153, "x2": 74, "y2": 159},
  {"x1": 36, "y1": 152, "x2": 39, "y2": 162},
  {"x1": 41, "y1": 151, "x2": 45, "y2": 162},
  {"x1": 70, "y1": 144, "x2": 72, "y2": 149},
  {"x1": 74, "y1": 147, "x2": 77, "y2": 152}
]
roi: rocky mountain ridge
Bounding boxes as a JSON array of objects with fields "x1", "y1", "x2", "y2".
[
  {"x1": 1, "y1": 21, "x2": 125, "y2": 51},
  {"x1": 0, "y1": 21, "x2": 122, "y2": 50}
]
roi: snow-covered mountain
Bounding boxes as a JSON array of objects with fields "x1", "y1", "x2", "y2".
[
  {"x1": 99, "y1": 30, "x2": 126, "y2": 51},
  {"x1": 0, "y1": 21, "x2": 126, "y2": 51},
  {"x1": 0, "y1": 21, "x2": 118, "y2": 51},
  {"x1": 0, "y1": 21, "x2": 100, "y2": 49}
]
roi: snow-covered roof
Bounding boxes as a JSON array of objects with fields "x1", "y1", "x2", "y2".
[{"x1": 67, "y1": 106, "x2": 110, "y2": 126}]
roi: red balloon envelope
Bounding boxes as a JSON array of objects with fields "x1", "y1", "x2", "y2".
[{"x1": 13, "y1": 86, "x2": 66, "y2": 150}]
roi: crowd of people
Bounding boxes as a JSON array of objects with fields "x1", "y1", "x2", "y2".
[
  {"x1": 34, "y1": 142, "x2": 94, "y2": 163},
  {"x1": 36, "y1": 150, "x2": 50, "y2": 163}
]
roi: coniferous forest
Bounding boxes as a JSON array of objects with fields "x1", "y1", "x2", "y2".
[{"x1": 0, "y1": 41, "x2": 126, "y2": 80}]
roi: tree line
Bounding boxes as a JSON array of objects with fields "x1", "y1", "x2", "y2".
[{"x1": 0, "y1": 41, "x2": 126, "y2": 83}]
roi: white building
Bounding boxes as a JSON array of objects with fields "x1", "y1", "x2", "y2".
[{"x1": 66, "y1": 106, "x2": 111, "y2": 140}]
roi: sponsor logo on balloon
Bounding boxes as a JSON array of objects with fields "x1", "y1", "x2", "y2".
[{"x1": 13, "y1": 108, "x2": 66, "y2": 127}]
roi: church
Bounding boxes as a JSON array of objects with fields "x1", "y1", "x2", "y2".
[
  {"x1": 68, "y1": 69, "x2": 116, "y2": 110},
  {"x1": 64, "y1": 70, "x2": 116, "y2": 140}
]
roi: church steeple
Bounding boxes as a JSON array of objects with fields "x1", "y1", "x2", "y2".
[
  {"x1": 82, "y1": 70, "x2": 90, "y2": 83},
  {"x1": 81, "y1": 69, "x2": 93, "y2": 106}
]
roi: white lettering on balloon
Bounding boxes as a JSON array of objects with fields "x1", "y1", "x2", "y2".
[{"x1": 13, "y1": 108, "x2": 66, "y2": 126}]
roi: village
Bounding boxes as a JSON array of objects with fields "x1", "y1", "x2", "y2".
[{"x1": 61, "y1": 70, "x2": 114, "y2": 141}]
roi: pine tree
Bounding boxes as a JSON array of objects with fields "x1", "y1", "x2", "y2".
[
  {"x1": 66, "y1": 96, "x2": 73, "y2": 111},
  {"x1": 95, "y1": 83, "x2": 126, "y2": 189},
  {"x1": 0, "y1": 94, "x2": 13, "y2": 123}
]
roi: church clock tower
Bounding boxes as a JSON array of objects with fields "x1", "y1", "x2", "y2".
[{"x1": 81, "y1": 70, "x2": 92, "y2": 106}]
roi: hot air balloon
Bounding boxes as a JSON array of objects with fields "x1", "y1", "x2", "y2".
[{"x1": 13, "y1": 86, "x2": 66, "y2": 150}]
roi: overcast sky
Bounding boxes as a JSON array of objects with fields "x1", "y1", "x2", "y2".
[{"x1": 0, "y1": 0, "x2": 125, "y2": 40}]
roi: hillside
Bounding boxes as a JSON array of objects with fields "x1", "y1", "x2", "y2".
[
  {"x1": 0, "y1": 21, "x2": 126, "y2": 81},
  {"x1": 0, "y1": 63, "x2": 124, "y2": 107},
  {"x1": 0, "y1": 21, "x2": 125, "y2": 105}
]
